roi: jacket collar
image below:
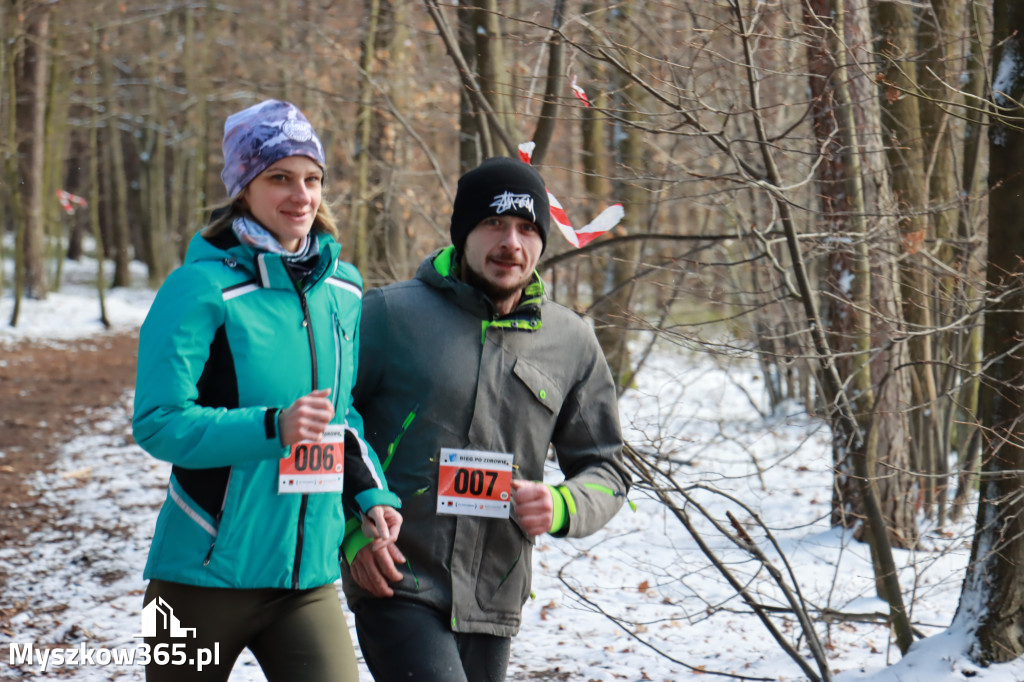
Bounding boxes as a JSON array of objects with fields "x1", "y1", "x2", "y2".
[
  {"x1": 419, "y1": 246, "x2": 544, "y2": 341},
  {"x1": 185, "y1": 230, "x2": 341, "y2": 291}
]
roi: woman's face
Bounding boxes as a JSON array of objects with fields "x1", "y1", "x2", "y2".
[{"x1": 243, "y1": 155, "x2": 323, "y2": 253}]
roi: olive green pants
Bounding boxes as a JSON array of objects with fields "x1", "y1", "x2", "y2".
[{"x1": 143, "y1": 579, "x2": 358, "y2": 682}]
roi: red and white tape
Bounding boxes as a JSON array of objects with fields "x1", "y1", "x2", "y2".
[
  {"x1": 56, "y1": 189, "x2": 88, "y2": 215},
  {"x1": 518, "y1": 141, "x2": 623, "y2": 248}
]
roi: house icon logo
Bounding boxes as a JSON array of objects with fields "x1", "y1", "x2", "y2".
[{"x1": 133, "y1": 597, "x2": 197, "y2": 639}]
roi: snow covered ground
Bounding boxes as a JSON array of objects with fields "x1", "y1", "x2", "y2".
[{"x1": 2, "y1": 257, "x2": 1023, "y2": 680}]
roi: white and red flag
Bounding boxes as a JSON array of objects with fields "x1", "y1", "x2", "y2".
[
  {"x1": 517, "y1": 141, "x2": 623, "y2": 248},
  {"x1": 570, "y1": 75, "x2": 591, "y2": 107},
  {"x1": 56, "y1": 189, "x2": 88, "y2": 215}
]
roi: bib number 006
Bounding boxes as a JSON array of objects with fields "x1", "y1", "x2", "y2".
[
  {"x1": 290, "y1": 442, "x2": 336, "y2": 472},
  {"x1": 279, "y1": 424, "x2": 345, "y2": 494}
]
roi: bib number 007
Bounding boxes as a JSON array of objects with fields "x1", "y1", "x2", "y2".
[
  {"x1": 436, "y1": 448, "x2": 513, "y2": 519},
  {"x1": 453, "y1": 468, "x2": 498, "y2": 496}
]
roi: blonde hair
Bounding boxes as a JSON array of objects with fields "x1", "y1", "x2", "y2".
[{"x1": 202, "y1": 190, "x2": 340, "y2": 242}]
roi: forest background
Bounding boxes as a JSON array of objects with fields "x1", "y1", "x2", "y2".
[{"x1": 4, "y1": 0, "x2": 1024, "y2": 679}]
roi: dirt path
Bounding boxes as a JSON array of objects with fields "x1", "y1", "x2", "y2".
[{"x1": 0, "y1": 332, "x2": 139, "y2": 599}]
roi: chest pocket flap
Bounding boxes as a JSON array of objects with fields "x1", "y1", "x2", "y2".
[{"x1": 512, "y1": 357, "x2": 563, "y2": 414}]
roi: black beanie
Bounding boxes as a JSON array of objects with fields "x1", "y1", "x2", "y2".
[{"x1": 450, "y1": 157, "x2": 550, "y2": 257}]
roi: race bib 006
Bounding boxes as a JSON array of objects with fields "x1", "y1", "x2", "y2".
[{"x1": 278, "y1": 424, "x2": 345, "y2": 494}]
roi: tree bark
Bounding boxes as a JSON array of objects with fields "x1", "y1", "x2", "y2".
[
  {"x1": 352, "y1": 0, "x2": 381, "y2": 271},
  {"x1": 88, "y1": 24, "x2": 109, "y2": 328},
  {"x1": 954, "y1": 0, "x2": 1024, "y2": 663},
  {"x1": 103, "y1": 39, "x2": 132, "y2": 288},
  {"x1": 916, "y1": 0, "x2": 963, "y2": 526},
  {"x1": 951, "y1": 0, "x2": 990, "y2": 520},
  {"x1": 872, "y1": 0, "x2": 942, "y2": 525},
  {"x1": 14, "y1": 1, "x2": 52, "y2": 304},
  {"x1": 806, "y1": 0, "x2": 916, "y2": 551},
  {"x1": 591, "y1": 2, "x2": 642, "y2": 390}
]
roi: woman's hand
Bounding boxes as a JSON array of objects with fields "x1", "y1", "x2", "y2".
[
  {"x1": 351, "y1": 506, "x2": 405, "y2": 597},
  {"x1": 278, "y1": 388, "x2": 334, "y2": 445},
  {"x1": 361, "y1": 505, "x2": 403, "y2": 549}
]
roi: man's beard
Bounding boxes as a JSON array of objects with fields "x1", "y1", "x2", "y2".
[{"x1": 461, "y1": 259, "x2": 531, "y2": 306}]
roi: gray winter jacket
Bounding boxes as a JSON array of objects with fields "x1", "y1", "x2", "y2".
[{"x1": 342, "y1": 246, "x2": 630, "y2": 636}]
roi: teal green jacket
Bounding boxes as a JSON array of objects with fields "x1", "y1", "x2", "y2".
[{"x1": 133, "y1": 229, "x2": 399, "y2": 590}]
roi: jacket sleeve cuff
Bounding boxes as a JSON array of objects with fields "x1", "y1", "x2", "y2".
[
  {"x1": 354, "y1": 488, "x2": 402, "y2": 514},
  {"x1": 265, "y1": 408, "x2": 279, "y2": 440},
  {"x1": 342, "y1": 517, "x2": 374, "y2": 565},
  {"x1": 547, "y1": 484, "x2": 569, "y2": 535}
]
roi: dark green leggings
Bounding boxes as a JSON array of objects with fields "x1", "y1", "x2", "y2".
[{"x1": 143, "y1": 579, "x2": 358, "y2": 682}]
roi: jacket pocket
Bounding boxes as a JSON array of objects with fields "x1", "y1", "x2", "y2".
[
  {"x1": 511, "y1": 357, "x2": 563, "y2": 414},
  {"x1": 473, "y1": 517, "x2": 532, "y2": 612},
  {"x1": 164, "y1": 475, "x2": 222, "y2": 568},
  {"x1": 332, "y1": 314, "x2": 353, "y2": 411}
]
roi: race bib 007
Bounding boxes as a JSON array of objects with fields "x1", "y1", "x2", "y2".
[
  {"x1": 278, "y1": 424, "x2": 345, "y2": 494},
  {"x1": 436, "y1": 448, "x2": 513, "y2": 519}
]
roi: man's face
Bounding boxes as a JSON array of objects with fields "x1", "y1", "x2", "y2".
[{"x1": 461, "y1": 215, "x2": 543, "y2": 314}]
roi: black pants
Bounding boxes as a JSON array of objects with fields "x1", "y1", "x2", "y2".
[
  {"x1": 144, "y1": 579, "x2": 358, "y2": 682},
  {"x1": 354, "y1": 597, "x2": 511, "y2": 682}
]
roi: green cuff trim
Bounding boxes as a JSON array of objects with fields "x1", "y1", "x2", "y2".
[
  {"x1": 557, "y1": 484, "x2": 577, "y2": 515},
  {"x1": 342, "y1": 518, "x2": 374, "y2": 565},
  {"x1": 547, "y1": 484, "x2": 568, "y2": 534}
]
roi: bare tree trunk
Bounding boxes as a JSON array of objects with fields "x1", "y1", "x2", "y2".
[
  {"x1": 917, "y1": 0, "x2": 963, "y2": 527},
  {"x1": 472, "y1": 0, "x2": 514, "y2": 137},
  {"x1": 136, "y1": 15, "x2": 177, "y2": 286},
  {"x1": 951, "y1": 0, "x2": 991, "y2": 520},
  {"x1": 806, "y1": 0, "x2": 915, "y2": 552},
  {"x1": 100, "y1": 28, "x2": 132, "y2": 288},
  {"x1": 456, "y1": 3, "x2": 481, "y2": 172},
  {"x1": 872, "y1": 0, "x2": 942, "y2": 524},
  {"x1": 954, "y1": 0, "x2": 1024, "y2": 663},
  {"x1": 352, "y1": 0, "x2": 381, "y2": 271},
  {"x1": 88, "y1": 24, "x2": 109, "y2": 328},
  {"x1": 356, "y1": 0, "x2": 413, "y2": 282},
  {"x1": 1, "y1": 0, "x2": 22, "y2": 309},
  {"x1": 591, "y1": 2, "x2": 642, "y2": 390},
  {"x1": 14, "y1": 1, "x2": 52, "y2": 305},
  {"x1": 0, "y1": 0, "x2": 11, "y2": 304},
  {"x1": 183, "y1": 1, "x2": 214, "y2": 262},
  {"x1": 527, "y1": 0, "x2": 566, "y2": 166},
  {"x1": 370, "y1": 0, "x2": 413, "y2": 282},
  {"x1": 385, "y1": 0, "x2": 412, "y2": 279}
]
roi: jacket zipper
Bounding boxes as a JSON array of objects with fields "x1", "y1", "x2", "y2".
[
  {"x1": 332, "y1": 314, "x2": 344, "y2": 414},
  {"x1": 202, "y1": 470, "x2": 234, "y2": 567},
  {"x1": 292, "y1": 289, "x2": 318, "y2": 589}
]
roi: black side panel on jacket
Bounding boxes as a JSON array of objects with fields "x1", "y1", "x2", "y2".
[{"x1": 173, "y1": 323, "x2": 237, "y2": 519}]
